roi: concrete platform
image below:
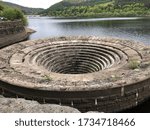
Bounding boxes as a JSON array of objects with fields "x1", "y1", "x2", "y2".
[{"x1": 0, "y1": 36, "x2": 150, "y2": 112}]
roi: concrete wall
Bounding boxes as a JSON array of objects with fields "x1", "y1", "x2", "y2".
[
  {"x1": 0, "y1": 20, "x2": 28, "y2": 48},
  {"x1": 0, "y1": 77, "x2": 150, "y2": 112}
]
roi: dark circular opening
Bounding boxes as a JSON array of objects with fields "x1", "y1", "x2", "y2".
[{"x1": 33, "y1": 43, "x2": 121, "y2": 74}]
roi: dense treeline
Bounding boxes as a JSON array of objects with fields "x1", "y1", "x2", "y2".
[
  {"x1": 40, "y1": 0, "x2": 150, "y2": 18},
  {"x1": 64, "y1": 0, "x2": 110, "y2": 4},
  {"x1": 41, "y1": 0, "x2": 112, "y2": 15},
  {"x1": 115, "y1": 0, "x2": 150, "y2": 7},
  {"x1": 0, "y1": 2, "x2": 27, "y2": 25}
]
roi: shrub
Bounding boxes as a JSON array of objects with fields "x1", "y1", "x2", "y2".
[
  {"x1": 43, "y1": 75, "x2": 52, "y2": 81},
  {"x1": 1, "y1": 8, "x2": 27, "y2": 25},
  {"x1": 128, "y1": 60, "x2": 140, "y2": 70}
]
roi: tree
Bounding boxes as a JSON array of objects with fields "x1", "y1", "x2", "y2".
[{"x1": 1, "y1": 8, "x2": 27, "y2": 25}]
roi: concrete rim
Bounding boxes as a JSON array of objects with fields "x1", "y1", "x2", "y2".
[{"x1": 0, "y1": 36, "x2": 150, "y2": 91}]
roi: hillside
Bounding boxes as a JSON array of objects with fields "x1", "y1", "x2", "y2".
[
  {"x1": 39, "y1": 0, "x2": 150, "y2": 18},
  {"x1": 115, "y1": 0, "x2": 150, "y2": 7},
  {"x1": 64, "y1": 0, "x2": 104, "y2": 3},
  {"x1": 40, "y1": 0, "x2": 112, "y2": 15},
  {"x1": 1, "y1": 1, "x2": 44, "y2": 15}
]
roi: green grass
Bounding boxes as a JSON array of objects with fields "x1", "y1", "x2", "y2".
[
  {"x1": 43, "y1": 75, "x2": 52, "y2": 81},
  {"x1": 107, "y1": 75, "x2": 122, "y2": 82},
  {"x1": 128, "y1": 60, "x2": 140, "y2": 70}
]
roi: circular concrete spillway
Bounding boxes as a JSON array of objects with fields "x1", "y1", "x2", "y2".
[
  {"x1": 28, "y1": 42, "x2": 123, "y2": 74},
  {"x1": 0, "y1": 36, "x2": 150, "y2": 112}
]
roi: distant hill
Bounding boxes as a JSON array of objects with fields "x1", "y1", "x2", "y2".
[
  {"x1": 52, "y1": 0, "x2": 111, "y2": 7},
  {"x1": 40, "y1": 0, "x2": 112, "y2": 15},
  {"x1": 40, "y1": 0, "x2": 150, "y2": 18},
  {"x1": 1, "y1": 1, "x2": 44, "y2": 15}
]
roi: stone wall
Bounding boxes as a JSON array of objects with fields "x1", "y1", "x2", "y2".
[
  {"x1": 0, "y1": 78, "x2": 150, "y2": 112},
  {"x1": 0, "y1": 20, "x2": 28, "y2": 48}
]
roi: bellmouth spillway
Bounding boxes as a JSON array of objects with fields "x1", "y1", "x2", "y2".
[{"x1": 0, "y1": 36, "x2": 150, "y2": 112}]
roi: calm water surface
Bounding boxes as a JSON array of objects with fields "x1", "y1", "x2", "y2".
[
  {"x1": 28, "y1": 17, "x2": 150, "y2": 45},
  {"x1": 28, "y1": 17, "x2": 150, "y2": 112}
]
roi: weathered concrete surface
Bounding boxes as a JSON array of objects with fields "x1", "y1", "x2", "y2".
[
  {"x1": 0, "y1": 36, "x2": 148, "y2": 90},
  {"x1": 25, "y1": 27, "x2": 36, "y2": 34},
  {"x1": 0, "y1": 20, "x2": 35, "y2": 48},
  {"x1": 0, "y1": 36, "x2": 150, "y2": 112},
  {"x1": 0, "y1": 95, "x2": 4, "y2": 98},
  {"x1": 0, "y1": 98, "x2": 80, "y2": 113}
]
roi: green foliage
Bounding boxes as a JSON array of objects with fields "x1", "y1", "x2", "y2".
[
  {"x1": 43, "y1": 75, "x2": 52, "y2": 81},
  {"x1": 115, "y1": 0, "x2": 150, "y2": 7},
  {"x1": 0, "y1": 2, "x2": 27, "y2": 25},
  {"x1": 108, "y1": 75, "x2": 121, "y2": 82},
  {"x1": 40, "y1": 0, "x2": 112, "y2": 15},
  {"x1": 128, "y1": 60, "x2": 140, "y2": 70},
  {"x1": 40, "y1": 0, "x2": 150, "y2": 18},
  {"x1": 0, "y1": 4, "x2": 4, "y2": 11}
]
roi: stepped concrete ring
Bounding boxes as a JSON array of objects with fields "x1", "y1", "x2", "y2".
[{"x1": 0, "y1": 36, "x2": 150, "y2": 112}]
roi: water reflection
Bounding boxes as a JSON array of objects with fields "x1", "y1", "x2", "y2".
[{"x1": 28, "y1": 17, "x2": 150, "y2": 45}]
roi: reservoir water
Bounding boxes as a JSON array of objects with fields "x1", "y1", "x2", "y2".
[
  {"x1": 28, "y1": 17, "x2": 150, "y2": 45},
  {"x1": 28, "y1": 17, "x2": 150, "y2": 112}
]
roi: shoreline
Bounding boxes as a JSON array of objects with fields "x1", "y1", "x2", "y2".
[
  {"x1": 30, "y1": 15, "x2": 150, "y2": 20},
  {"x1": 25, "y1": 27, "x2": 36, "y2": 35}
]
